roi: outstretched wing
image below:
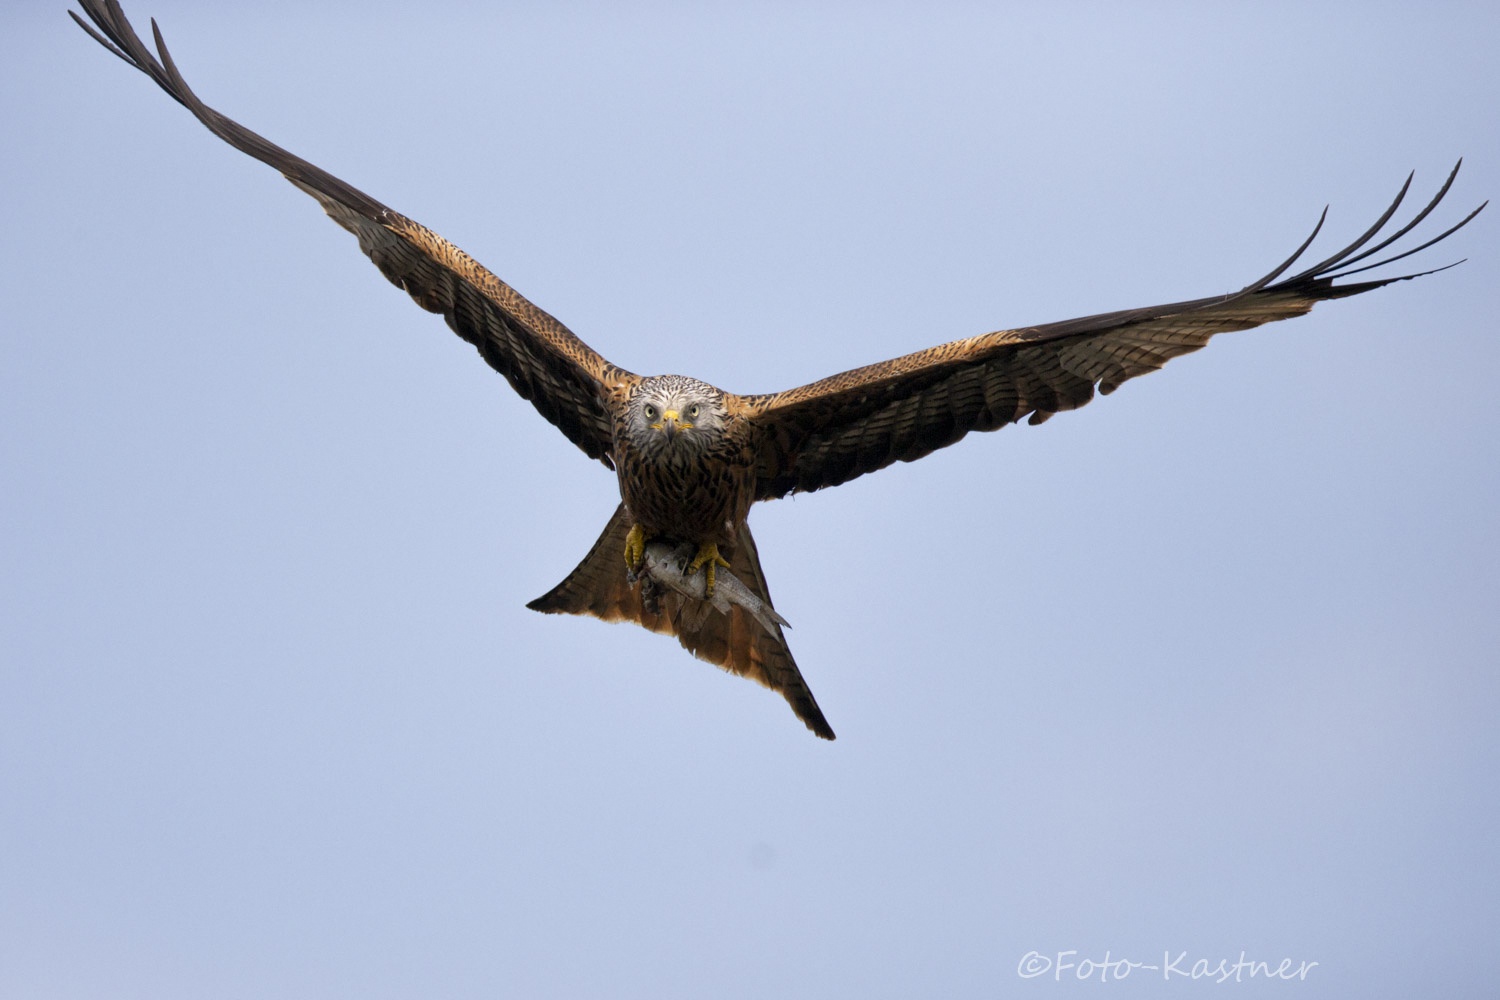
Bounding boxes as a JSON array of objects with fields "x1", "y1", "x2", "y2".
[
  {"x1": 73, "y1": 0, "x2": 635, "y2": 467},
  {"x1": 745, "y1": 167, "x2": 1484, "y2": 499}
]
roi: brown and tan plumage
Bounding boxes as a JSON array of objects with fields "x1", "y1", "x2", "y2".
[{"x1": 75, "y1": 0, "x2": 1483, "y2": 741}]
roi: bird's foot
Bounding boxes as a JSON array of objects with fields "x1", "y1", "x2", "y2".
[
  {"x1": 687, "y1": 541, "x2": 732, "y2": 598},
  {"x1": 624, "y1": 523, "x2": 646, "y2": 573}
]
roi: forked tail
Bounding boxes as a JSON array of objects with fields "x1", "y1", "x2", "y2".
[{"x1": 527, "y1": 505, "x2": 835, "y2": 740}]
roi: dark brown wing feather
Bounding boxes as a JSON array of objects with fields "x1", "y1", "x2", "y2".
[
  {"x1": 72, "y1": 0, "x2": 634, "y2": 467},
  {"x1": 746, "y1": 166, "x2": 1485, "y2": 499},
  {"x1": 527, "y1": 506, "x2": 835, "y2": 740}
]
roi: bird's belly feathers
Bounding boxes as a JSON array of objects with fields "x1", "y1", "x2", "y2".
[{"x1": 617, "y1": 446, "x2": 749, "y2": 546}]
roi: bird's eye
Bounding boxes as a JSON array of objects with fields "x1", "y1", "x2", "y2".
[
  {"x1": 687, "y1": 404, "x2": 700, "y2": 419},
  {"x1": 643, "y1": 404, "x2": 658, "y2": 421}
]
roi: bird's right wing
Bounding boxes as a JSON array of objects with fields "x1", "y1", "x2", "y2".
[{"x1": 73, "y1": 0, "x2": 635, "y2": 467}]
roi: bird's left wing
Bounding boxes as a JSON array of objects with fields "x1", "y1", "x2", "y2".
[
  {"x1": 744, "y1": 167, "x2": 1483, "y2": 500},
  {"x1": 73, "y1": 0, "x2": 634, "y2": 467}
]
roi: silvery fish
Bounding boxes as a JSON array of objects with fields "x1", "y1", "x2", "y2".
[{"x1": 634, "y1": 540, "x2": 790, "y2": 638}]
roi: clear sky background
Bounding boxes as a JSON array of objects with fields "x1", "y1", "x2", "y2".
[{"x1": 4, "y1": 3, "x2": 1498, "y2": 997}]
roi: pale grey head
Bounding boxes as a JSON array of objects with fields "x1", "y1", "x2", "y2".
[{"x1": 624, "y1": 374, "x2": 730, "y2": 458}]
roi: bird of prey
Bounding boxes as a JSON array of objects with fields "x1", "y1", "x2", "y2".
[{"x1": 74, "y1": 0, "x2": 1483, "y2": 741}]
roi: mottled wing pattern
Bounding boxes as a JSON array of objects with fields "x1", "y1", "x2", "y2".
[
  {"x1": 746, "y1": 167, "x2": 1484, "y2": 499},
  {"x1": 528, "y1": 506, "x2": 836, "y2": 740},
  {"x1": 73, "y1": 0, "x2": 632, "y2": 466}
]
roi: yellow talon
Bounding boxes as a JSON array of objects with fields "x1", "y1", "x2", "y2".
[
  {"x1": 688, "y1": 541, "x2": 733, "y2": 598},
  {"x1": 624, "y1": 523, "x2": 646, "y2": 571}
]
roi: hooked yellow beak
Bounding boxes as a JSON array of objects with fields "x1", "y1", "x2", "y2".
[{"x1": 654, "y1": 409, "x2": 691, "y2": 440}]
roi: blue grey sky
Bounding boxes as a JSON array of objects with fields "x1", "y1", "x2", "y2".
[{"x1": 4, "y1": 3, "x2": 1498, "y2": 997}]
